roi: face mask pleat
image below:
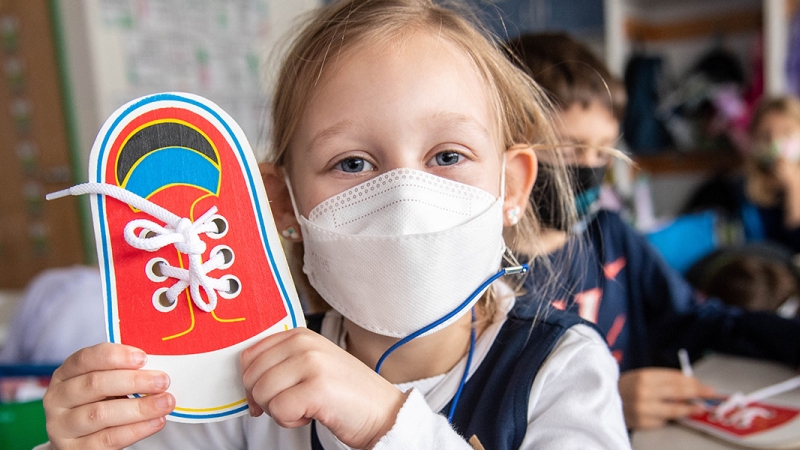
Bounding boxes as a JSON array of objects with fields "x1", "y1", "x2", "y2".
[{"x1": 308, "y1": 168, "x2": 497, "y2": 236}]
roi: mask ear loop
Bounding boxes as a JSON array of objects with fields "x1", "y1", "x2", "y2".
[
  {"x1": 499, "y1": 152, "x2": 512, "y2": 255},
  {"x1": 500, "y1": 154, "x2": 507, "y2": 200},
  {"x1": 283, "y1": 172, "x2": 304, "y2": 224}
]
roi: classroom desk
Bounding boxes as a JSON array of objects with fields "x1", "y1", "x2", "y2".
[{"x1": 631, "y1": 354, "x2": 800, "y2": 450}]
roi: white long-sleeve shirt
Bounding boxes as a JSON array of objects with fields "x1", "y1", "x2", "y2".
[{"x1": 36, "y1": 286, "x2": 631, "y2": 449}]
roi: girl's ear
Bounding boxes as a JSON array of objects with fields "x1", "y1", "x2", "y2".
[
  {"x1": 503, "y1": 144, "x2": 537, "y2": 227},
  {"x1": 259, "y1": 162, "x2": 302, "y2": 241}
]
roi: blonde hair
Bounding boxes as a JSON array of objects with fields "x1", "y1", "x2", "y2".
[
  {"x1": 747, "y1": 96, "x2": 800, "y2": 207},
  {"x1": 267, "y1": 0, "x2": 578, "y2": 316}
]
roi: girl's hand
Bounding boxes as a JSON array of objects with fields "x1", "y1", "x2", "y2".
[
  {"x1": 241, "y1": 327, "x2": 407, "y2": 449},
  {"x1": 42, "y1": 343, "x2": 175, "y2": 450},
  {"x1": 618, "y1": 368, "x2": 716, "y2": 429}
]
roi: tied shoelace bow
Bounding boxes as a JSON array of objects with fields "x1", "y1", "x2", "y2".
[
  {"x1": 47, "y1": 183, "x2": 233, "y2": 313},
  {"x1": 709, "y1": 375, "x2": 800, "y2": 429}
]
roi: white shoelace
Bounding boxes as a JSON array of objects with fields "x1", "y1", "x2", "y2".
[
  {"x1": 48, "y1": 183, "x2": 232, "y2": 312},
  {"x1": 710, "y1": 375, "x2": 800, "y2": 428}
]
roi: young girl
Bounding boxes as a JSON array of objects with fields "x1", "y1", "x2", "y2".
[
  {"x1": 744, "y1": 96, "x2": 800, "y2": 252},
  {"x1": 39, "y1": 1, "x2": 629, "y2": 448}
]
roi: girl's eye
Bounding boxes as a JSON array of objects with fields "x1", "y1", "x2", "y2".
[
  {"x1": 431, "y1": 151, "x2": 464, "y2": 167},
  {"x1": 335, "y1": 157, "x2": 374, "y2": 173}
]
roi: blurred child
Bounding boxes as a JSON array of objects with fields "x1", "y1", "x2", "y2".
[
  {"x1": 743, "y1": 96, "x2": 800, "y2": 251},
  {"x1": 37, "y1": 2, "x2": 630, "y2": 449},
  {"x1": 686, "y1": 242, "x2": 800, "y2": 318},
  {"x1": 507, "y1": 32, "x2": 800, "y2": 430}
]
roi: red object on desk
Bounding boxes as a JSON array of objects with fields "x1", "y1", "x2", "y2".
[
  {"x1": 687, "y1": 402, "x2": 800, "y2": 437},
  {"x1": 682, "y1": 399, "x2": 800, "y2": 449}
]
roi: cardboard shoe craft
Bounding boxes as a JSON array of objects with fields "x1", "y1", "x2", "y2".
[{"x1": 78, "y1": 92, "x2": 303, "y2": 423}]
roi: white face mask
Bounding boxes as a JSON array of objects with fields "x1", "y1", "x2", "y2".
[{"x1": 291, "y1": 168, "x2": 506, "y2": 338}]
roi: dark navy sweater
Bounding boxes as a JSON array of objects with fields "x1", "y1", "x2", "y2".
[{"x1": 519, "y1": 209, "x2": 800, "y2": 373}]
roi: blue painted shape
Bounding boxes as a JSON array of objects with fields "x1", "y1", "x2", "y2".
[{"x1": 123, "y1": 147, "x2": 220, "y2": 199}]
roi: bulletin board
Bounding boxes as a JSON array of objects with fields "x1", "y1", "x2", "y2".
[
  {"x1": 0, "y1": 0, "x2": 84, "y2": 289},
  {"x1": 0, "y1": 0, "x2": 83, "y2": 288}
]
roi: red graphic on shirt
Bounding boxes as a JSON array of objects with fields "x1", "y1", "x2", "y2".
[
  {"x1": 575, "y1": 288, "x2": 602, "y2": 323},
  {"x1": 604, "y1": 257, "x2": 626, "y2": 280},
  {"x1": 687, "y1": 402, "x2": 800, "y2": 437},
  {"x1": 548, "y1": 257, "x2": 629, "y2": 363},
  {"x1": 551, "y1": 299, "x2": 567, "y2": 310},
  {"x1": 606, "y1": 314, "x2": 626, "y2": 347}
]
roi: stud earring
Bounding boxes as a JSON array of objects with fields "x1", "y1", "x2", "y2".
[
  {"x1": 281, "y1": 226, "x2": 300, "y2": 240},
  {"x1": 506, "y1": 206, "x2": 521, "y2": 225}
]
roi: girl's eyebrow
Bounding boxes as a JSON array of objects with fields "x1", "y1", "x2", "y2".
[
  {"x1": 307, "y1": 112, "x2": 490, "y2": 153},
  {"x1": 307, "y1": 119, "x2": 359, "y2": 152},
  {"x1": 429, "y1": 110, "x2": 491, "y2": 137}
]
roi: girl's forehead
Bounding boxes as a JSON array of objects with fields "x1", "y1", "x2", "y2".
[
  {"x1": 288, "y1": 29, "x2": 503, "y2": 158},
  {"x1": 318, "y1": 30, "x2": 489, "y2": 95}
]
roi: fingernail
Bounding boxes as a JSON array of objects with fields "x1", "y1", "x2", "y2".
[
  {"x1": 249, "y1": 405, "x2": 258, "y2": 417},
  {"x1": 156, "y1": 394, "x2": 173, "y2": 410},
  {"x1": 132, "y1": 351, "x2": 147, "y2": 366},
  {"x1": 149, "y1": 417, "x2": 165, "y2": 428},
  {"x1": 154, "y1": 374, "x2": 169, "y2": 390}
]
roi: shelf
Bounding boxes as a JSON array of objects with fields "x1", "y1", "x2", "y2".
[
  {"x1": 632, "y1": 150, "x2": 743, "y2": 175},
  {"x1": 626, "y1": 9, "x2": 762, "y2": 42}
]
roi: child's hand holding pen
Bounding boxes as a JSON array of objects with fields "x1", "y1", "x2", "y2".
[{"x1": 617, "y1": 349, "x2": 718, "y2": 429}]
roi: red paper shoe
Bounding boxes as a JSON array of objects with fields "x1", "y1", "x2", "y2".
[{"x1": 48, "y1": 92, "x2": 304, "y2": 423}]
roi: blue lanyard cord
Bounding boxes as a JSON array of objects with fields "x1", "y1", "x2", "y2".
[
  {"x1": 447, "y1": 307, "x2": 476, "y2": 422},
  {"x1": 373, "y1": 264, "x2": 529, "y2": 421}
]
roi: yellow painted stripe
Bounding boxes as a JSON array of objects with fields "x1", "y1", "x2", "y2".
[{"x1": 174, "y1": 397, "x2": 247, "y2": 413}]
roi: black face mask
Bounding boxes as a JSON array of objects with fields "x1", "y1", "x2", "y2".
[{"x1": 531, "y1": 162, "x2": 606, "y2": 231}]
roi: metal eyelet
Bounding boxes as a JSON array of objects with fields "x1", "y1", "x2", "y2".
[
  {"x1": 152, "y1": 287, "x2": 177, "y2": 312},
  {"x1": 138, "y1": 229, "x2": 157, "y2": 239},
  {"x1": 206, "y1": 215, "x2": 229, "y2": 239},
  {"x1": 146, "y1": 258, "x2": 169, "y2": 282},
  {"x1": 218, "y1": 275, "x2": 241, "y2": 299},
  {"x1": 209, "y1": 245, "x2": 234, "y2": 270}
]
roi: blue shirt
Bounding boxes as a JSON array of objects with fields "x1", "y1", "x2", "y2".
[{"x1": 518, "y1": 209, "x2": 800, "y2": 372}]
